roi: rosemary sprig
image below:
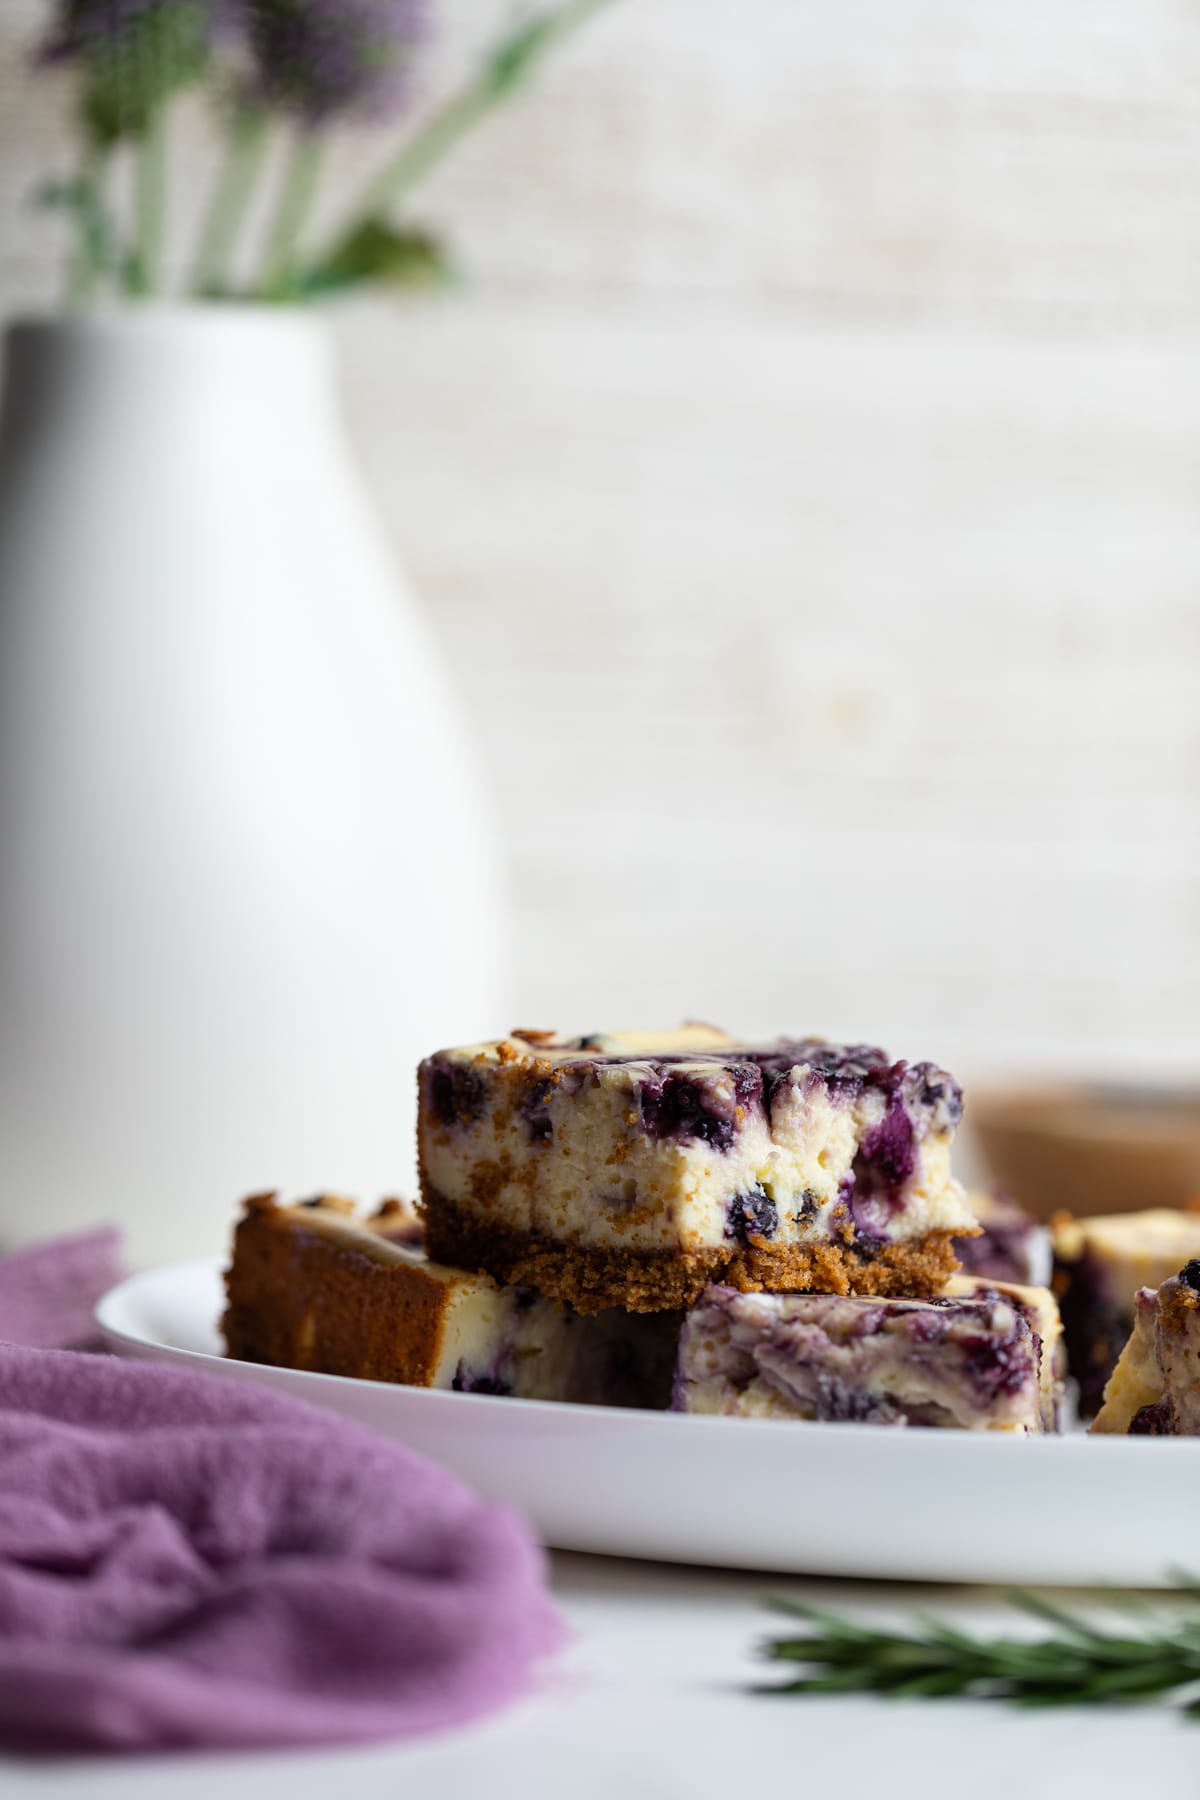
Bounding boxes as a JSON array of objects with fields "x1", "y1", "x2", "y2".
[{"x1": 758, "y1": 1587, "x2": 1200, "y2": 1716}]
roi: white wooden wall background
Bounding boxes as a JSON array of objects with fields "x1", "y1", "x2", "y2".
[{"x1": 1, "y1": 0, "x2": 1199, "y2": 1098}]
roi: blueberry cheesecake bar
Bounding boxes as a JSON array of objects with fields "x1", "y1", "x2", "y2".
[
  {"x1": 1051, "y1": 1208, "x2": 1200, "y2": 1416},
  {"x1": 954, "y1": 1189, "x2": 1051, "y2": 1289},
  {"x1": 672, "y1": 1276, "x2": 1063, "y2": 1432},
  {"x1": 418, "y1": 1026, "x2": 976, "y2": 1314},
  {"x1": 1091, "y1": 1261, "x2": 1200, "y2": 1435},
  {"x1": 223, "y1": 1194, "x2": 677, "y2": 1407}
]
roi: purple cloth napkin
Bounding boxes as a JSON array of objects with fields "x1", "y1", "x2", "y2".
[
  {"x1": 0, "y1": 1235, "x2": 563, "y2": 1753},
  {"x1": 0, "y1": 1228, "x2": 125, "y2": 1351}
]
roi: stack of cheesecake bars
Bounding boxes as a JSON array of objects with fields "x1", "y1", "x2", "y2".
[{"x1": 222, "y1": 1027, "x2": 1200, "y2": 1434}]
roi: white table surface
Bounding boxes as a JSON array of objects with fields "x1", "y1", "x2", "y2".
[{"x1": 2, "y1": 1551, "x2": 1182, "y2": 1799}]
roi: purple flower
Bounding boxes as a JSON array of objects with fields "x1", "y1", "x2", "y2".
[
  {"x1": 245, "y1": 0, "x2": 429, "y2": 126},
  {"x1": 40, "y1": 0, "x2": 226, "y2": 140},
  {"x1": 41, "y1": 0, "x2": 226, "y2": 63}
]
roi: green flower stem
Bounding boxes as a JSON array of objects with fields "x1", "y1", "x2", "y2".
[
  {"x1": 259, "y1": 132, "x2": 324, "y2": 300},
  {"x1": 325, "y1": 0, "x2": 616, "y2": 249},
  {"x1": 130, "y1": 104, "x2": 169, "y2": 297},
  {"x1": 191, "y1": 102, "x2": 270, "y2": 299},
  {"x1": 64, "y1": 142, "x2": 112, "y2": 306}
]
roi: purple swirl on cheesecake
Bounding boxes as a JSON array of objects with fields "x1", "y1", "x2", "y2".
[
  {"x1": 427, "y1": 1033, "x2": 961, "y2": 1152},
  {"x1": 672, "y1": 1279, "x2": 1061, "y2": 1432}
]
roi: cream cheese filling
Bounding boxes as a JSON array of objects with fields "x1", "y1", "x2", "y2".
[
  {"x1": 677, "y1": 1286, "x2": 1047, "y2": 1432},
  {"x1": 422, "y1": 1078, "x2": 971, "y2": 1254}
]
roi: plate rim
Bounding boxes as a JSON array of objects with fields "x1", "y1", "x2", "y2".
[{"x1": 95, "y1": 1257, "x2": 1200, "y2": 1457}]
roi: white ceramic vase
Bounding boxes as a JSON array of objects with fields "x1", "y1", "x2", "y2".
[{"x1": 0, "y1": 308, "x2": 504, "y2": 1265}]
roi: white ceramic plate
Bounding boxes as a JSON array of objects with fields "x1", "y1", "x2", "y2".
[{"x1": 97, "y1": 1259, "x2": 1200, "y2": 1588}]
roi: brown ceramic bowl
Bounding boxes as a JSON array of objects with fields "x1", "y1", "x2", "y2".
[{"x1": 968, "y1": 1082, "x2": 1200, "y2": 1223}]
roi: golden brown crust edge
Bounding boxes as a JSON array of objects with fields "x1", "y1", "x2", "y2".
[
  {"x1": 222, "y1": 1196, "x2": 451, "y2": 1384},
  {"x1": 420, "y1": 1189, "x2": 961, "y2": 1315}
]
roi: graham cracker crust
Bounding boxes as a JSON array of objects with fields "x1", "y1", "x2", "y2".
[
  {"x1": 420, "y1": 1189, "x2": 961, "y2": 1315},
  {"x1": 222, "y1": 1194, "x2": 452, "y2": 1383}
]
